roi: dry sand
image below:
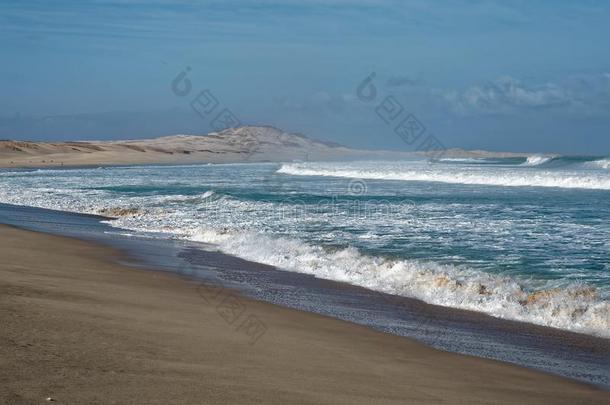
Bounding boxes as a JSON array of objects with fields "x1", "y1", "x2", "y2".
[
  {"x1": 0, "y1": 127, "x2": 382, "y2": 168},
  {"x1": 0, "y1": 126, "x2": 533, "y2": 169},
  {"x1": 1, "y1": 224, "x2": 608, "y2": 404}
]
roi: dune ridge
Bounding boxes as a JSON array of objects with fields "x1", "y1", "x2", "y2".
[{"x1": 0, "y1": 125, "x2": 542, "y2": 168}]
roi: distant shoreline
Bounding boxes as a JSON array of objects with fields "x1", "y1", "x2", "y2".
[{"x1": 0, "y1": 125, "x2": 546, "y2": 169}]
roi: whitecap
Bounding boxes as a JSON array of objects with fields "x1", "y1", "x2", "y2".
[
  {"x1": 521, "y1": 155, "x2": 553, "y2": 166},
  {"x1": 277, "y1": 162, "x2": 610, "y2": 190},
  {"x1": 190, "y1": 227, "x2": 610, "y2": 337}
]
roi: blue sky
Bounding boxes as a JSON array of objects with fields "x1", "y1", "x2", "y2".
[{"x1": 1, "y1": 0, "x2": 610, "y2": 153}]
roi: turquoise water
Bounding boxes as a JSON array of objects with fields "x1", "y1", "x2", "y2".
[{"x1": 1, "y1": 156, "x2": 609, "y2": 336}]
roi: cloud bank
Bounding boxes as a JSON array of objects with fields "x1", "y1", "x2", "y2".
[{"x1": 443, "y1": 74, "x2": 610, "y2": 116}]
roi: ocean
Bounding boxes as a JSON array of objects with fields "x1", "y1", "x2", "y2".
[{"x1": 1, "y1": 155, "x2": 609, "y2": 339}]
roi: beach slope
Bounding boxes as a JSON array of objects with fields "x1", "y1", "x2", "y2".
[{"x1": 1, "y1": 225, "x2": 607, "y2": 404}]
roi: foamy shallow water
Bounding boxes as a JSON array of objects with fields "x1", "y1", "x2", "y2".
[{"x1": 1, "y1": 157, "x2": 609, "y2": 337}]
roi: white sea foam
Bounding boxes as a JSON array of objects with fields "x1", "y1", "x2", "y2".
[
  {"x1": 521, "y1": 155, "x2": 553, "y2": 166},
  {"x1": 190, "y1": 227, "x2": 610, "y2": 337},
  {"x1": 1, "y1": 164, "x2": 609, "y2": 338},
  {"x1": 585, "y1": 158, "x2": 610, "y2": 170},
  {"x1": 0, "y1": 168, "x2": 71, "y2": 177},
  {"x1": 277, "y1": 162, "x2": 610, "y2": 189},
  {"x1": 439, "y1": 158, "x2": 487, "y2": 163}
]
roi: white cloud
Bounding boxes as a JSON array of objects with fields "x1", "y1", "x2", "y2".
[{"x1": 444, "y1": 76, "x2": 570, "y2": 115}]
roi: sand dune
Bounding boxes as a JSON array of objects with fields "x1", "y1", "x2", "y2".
[
  {"x1": 0, "y1": 126, "x2": 398, "y2": 168},
  {"x1": 0, "y1": 126, "x2": 538, "y2": 168}
]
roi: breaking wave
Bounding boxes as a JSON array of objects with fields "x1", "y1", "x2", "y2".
[
  {"x1": 277, "y1": 163, "x2": 610, "y2": 190},
  {"x1": 1, "y1": 162, "x2": 609, "y2": 339},
  {"x1": 521, "y1": 155, "x2": 553, "y2": 166},
  {"x1": 585, "y1": 158, "x2": 610, "y2": 170},
  {"x1": 190, "y1": 228, "x2": 610, "y2": 337}
]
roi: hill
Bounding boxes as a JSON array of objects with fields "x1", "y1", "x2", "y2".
[{"x1": 0, "y1": 126, "x2": 540, "y2": 168}]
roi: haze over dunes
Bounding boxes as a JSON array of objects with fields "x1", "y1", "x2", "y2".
[
  {"x1": 0, "y1": 126, "x2": 379, "y2": 167},
  {"x1": 0, "y1": 126, "x2": 540, "y2": 168}
]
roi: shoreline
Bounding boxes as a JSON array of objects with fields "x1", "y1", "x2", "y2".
[
  {"x1": 1, "y1": 224, "x2": 609, "y2": 404},
  {"x1": 1, "y1": 201, "x2": 609, "y2": 391},
  {"x1": 1, "y1": 199, "x2": 608, "y2": 342}
]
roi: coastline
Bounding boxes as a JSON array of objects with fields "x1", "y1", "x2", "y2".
[
  {"x1": 1, "y1": 201, "x2": 609, "y2": 389},
  {"x1": 1, "y1": 225, "x2": 610, "y2": 404}
]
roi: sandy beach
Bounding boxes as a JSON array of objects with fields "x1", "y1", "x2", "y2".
[
  {"x1": 3, "y1": 1, "x2": 608, "y2": 403},
  {"x1": 0, "y1": 224, "x2": 608, "y2": 404}
]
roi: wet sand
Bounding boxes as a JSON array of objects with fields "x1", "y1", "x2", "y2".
[{"x1": 1, "y1": 224, "x2": 608, "y2": 404}]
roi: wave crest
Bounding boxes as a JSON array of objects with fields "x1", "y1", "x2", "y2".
[
  {"x1": 521, "y1": 155, "x2": 553, "y2": 166},
  {"x1": 277, "y1": 163, "x2": 610, "y2": 190},
  {"x1": 585, "y1": 158, "x2": 610, "y2": 170},
  {"x1": 190, "y1": 228, "x2": 610, "y2": 337}
]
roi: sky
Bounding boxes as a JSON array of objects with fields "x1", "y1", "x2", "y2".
[{"x1": 1, "y1": 0, "x2": 610, "y2": 154}]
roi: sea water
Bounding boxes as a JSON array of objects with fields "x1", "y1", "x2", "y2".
[{"x1": 1, "y1": 155, "x2": 609, "y2": 337}]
